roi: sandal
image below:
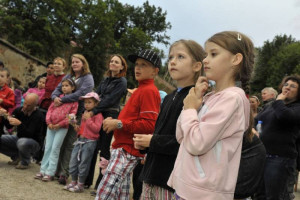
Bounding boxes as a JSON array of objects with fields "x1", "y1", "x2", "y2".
[
  {"x1": 69, "y1": 184, "x2": 84, "y2": 193},
  {"x1": 42, "y1": 175, "x2": 53, "y2": 182},
  {"x1": 34, "y1": 172, "x2": 44, "y2": 180},
  {"x1": 63, "y1": 182, "x2": 77, "y2": 190}
]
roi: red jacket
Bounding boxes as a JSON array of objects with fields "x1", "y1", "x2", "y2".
[
  {"x1": 40, "y1": 74, "x2": 65, "y2": 109},
  {"x1": 0, "y1": 84, "x2": 15, "y2": 110},
  {"x1": 112, "y1": 79, "x2": 161, "y2": 157}
]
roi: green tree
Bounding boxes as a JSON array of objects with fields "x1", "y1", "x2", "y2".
[
  {"x1": 0, "y1": 0, "x2": 81, "y2": 59},
  {"x1": 250, "y1": 34, "x2": 295, "y2": 93},
  {"x1": 266, "y1": 42, "x2": 300, "y2": 88},
  {"x1": 0, "y1": 0, "x2": 171, "y2": 87}
]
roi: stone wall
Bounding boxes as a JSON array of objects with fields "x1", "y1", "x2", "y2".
[{"x1": 0, "y1": 39, "x2": 46, "y2": 88}]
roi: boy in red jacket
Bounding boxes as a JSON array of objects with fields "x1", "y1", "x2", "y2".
[
  {"x1": 0, "y1": 68, "x2": 15, "y2": 138},
  {"x1": 95, "y1": 49, "x2": 161, "y2": 200}
]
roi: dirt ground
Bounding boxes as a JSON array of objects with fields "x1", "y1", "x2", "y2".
[
  {"x1": 0, "y1": 153, "x2": 101, "y2": 200},
  {"x1": 1, "y1": 153, "x2": 300, "y2": 200}
]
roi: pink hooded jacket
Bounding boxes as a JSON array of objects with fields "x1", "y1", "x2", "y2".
[{"x1": 168, "y1": 87, "x2": 250, "y2": 200}]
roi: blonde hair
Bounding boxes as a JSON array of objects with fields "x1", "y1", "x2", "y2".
[
  {"x1": 70, "y1": 54, "x2": 91, "y2": 76},
  {"x1": 54, "y1": 57, "x2": 67, "y2": 69},
  {"x1": 169, "y1": 39, "x2": 206, "y2": 82}
]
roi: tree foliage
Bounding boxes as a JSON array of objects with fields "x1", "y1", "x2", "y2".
[
  {"x1": 0, "y1": 0, "x2": 171, "y2": 86},
  {"x1": 250, "y1": 35, "x2": 297, "y2": 93}
]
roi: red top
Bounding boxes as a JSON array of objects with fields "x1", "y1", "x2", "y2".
[
  {"x1": 112, "y1": 79, "x2": 161, "y2": 157},
  {"x1": 0, "y1": 84, "x2": 15, "y2": 110},
  {"x1": 40, "y1": 74, "x2": 65, "y2": 109},
  {"x1": 78, "y1": 113, "x2": 104, "y2": 140}
]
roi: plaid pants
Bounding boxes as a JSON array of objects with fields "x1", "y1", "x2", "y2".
[
  {"x1": 95, "y1": 148, "x2": 141, "y2": 200},
  {"x1": 140, "y1": 183, "x2": 174, "y2": 200}
]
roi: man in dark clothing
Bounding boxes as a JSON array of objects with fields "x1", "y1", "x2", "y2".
[
  {"x1": 0, "y1": 93, "x2": 44, "y2": 169},
  {"x1": 28, "y1": 61, "x2": 54, "y2": 88}
]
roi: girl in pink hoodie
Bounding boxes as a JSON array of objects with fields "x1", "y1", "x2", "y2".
[
  {"x1": 168, "y1": 31, "x2": 254, "y2": 200},
  {"x1": 35, "y1": 79, "x2": 78, "y2": 182}
]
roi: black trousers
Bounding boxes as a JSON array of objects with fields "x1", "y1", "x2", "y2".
[{"x1": 132, "y1": 161, "x2": 144, "y2": 200}]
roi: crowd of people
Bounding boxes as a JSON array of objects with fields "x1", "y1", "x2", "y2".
[{"x1": 0, "y1": 30, "x2": 300, "y2": 200}]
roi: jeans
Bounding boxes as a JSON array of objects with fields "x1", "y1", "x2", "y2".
[
  {"x1": 0, "y1": 135, "x2": 40, "y2": 165},
  {"x1": 69, "y1": 138, "x2": 97, "y2": 183},
  {"x1": 264, "y1": 156, "x2": 296, "y2": 200},
  {"x1": 85, "y1": 110, "x2": 119, "y2": 188},
  {"x1": 40, "y1": 127, "x2": 68, "y2": 176}
]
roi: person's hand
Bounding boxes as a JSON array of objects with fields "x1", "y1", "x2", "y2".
[
  {"x1": 73, "y1": 124, "x2": 80, "y2": 132},
  {"x1": 48, "y1": 124, "x2": 54, "y2": 129},
  {"x1": 82, "y1": 111, "x2": 92, "y2": 120},
  {"x1": 54, "y1": 97, "x2": 62, "y2": 107},
  {"x1": 276, "y1": 92, "x2": 287, "y2": 101},
  {"x1": 0, "y1": 108, "x2": 8, "y2": 116},
  {"x1": 103, "y1": 117, "x2": 119, "y2": 133},
  {"x1": 183, "y1": 88, "x2": 203, "y2": 110},
  {"x1": 7, "y1": 117, "x2": 22, "y2": 126},
  {"x1": 0, "y1": 98, "x2": 3, "y2": 104},
  {"x1": 194, "y1": 76, "x2": 209, "y2": 99},
  {"x1": 52, "y1": 124, "x2": 60, "y2": 130},
  {"x1": 134, "y1": 143, "x2": 146, "y2": 150},
  {"x1": 133, "y1": 134, "x2": 153, "y2": 148},
  {"x1": 252, "y1": 128, "x2": 259, "y2": 137}
]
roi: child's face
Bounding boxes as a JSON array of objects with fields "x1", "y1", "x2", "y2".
[
  {"x1": 54, "y1": 59, "x2": 65, "y2": 74},
  {"x1": 37, "y1": 78, "x2": 46, "y2": 89},
  {"x1": 134, "y1": 58, "x2": 158, "y2": 81},
  {"x1": 84, "y1": 98, "x2": 97, "y2": 111},
  {"x1": 0, "y1": 71, "x2": 8, "y2": 86},
  {"x1": 168, "y1": 43, "x2": 201, "y2": 87},
  {"x1": 61, "y1": 81, "x2": 74, "y2": 95},
  {"x1": 203, "y1": 42, "x2": 236, "y2": 82}
]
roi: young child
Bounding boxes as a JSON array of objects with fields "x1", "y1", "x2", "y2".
[
  {"x1": 133, "y1": 40, "x2": 206, "y2": 199},
  {"x1": 40, "y1": 57, "x2": 66, "y2": 110},
  {"x1": 23, "y1": 77, "x2": 46, "y2": 105},
  {"x1": 167, "y1": 31, "x2": 254, "y2": 199},
  {"x1": 34, "y1": 78, "x2": 78, "y2": 181},
  {"x1": 0, "y1": 68, "x2": 15, "y2": 138},
  {"x1": 95, "y1": 49, "x2": 161, "y2": 200},
  {"x1": 0, "y1": 68, "x2": 15, "y2": 110},
  {"x1": 63, "y1": 92, "x2": 103, "y2": 193}
]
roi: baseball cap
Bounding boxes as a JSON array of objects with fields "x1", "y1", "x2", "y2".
[
  {"x1": 128, "y1": 49, "x2": 162, "y2": 68},
  {"x1": 79, "y1": 92, "x2": 100, "y2": 102}
]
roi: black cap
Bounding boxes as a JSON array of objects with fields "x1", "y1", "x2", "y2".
[{"x1": 128, "y1": 49, "x2": 162, "y2": 68}]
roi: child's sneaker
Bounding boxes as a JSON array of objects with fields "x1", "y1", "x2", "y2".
[
  {"x1": 63, "y1": 182, "x2": 77, "y2": 190},
  {"x1": 34, "y1": 172, "x2": 44, "y2": 180},
  {"x1": 42, "y1": 175, "x2": 53, "y2": 182},
  {"x1": 69, "y1": 184, "x2": 84, "y2": 193}
]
